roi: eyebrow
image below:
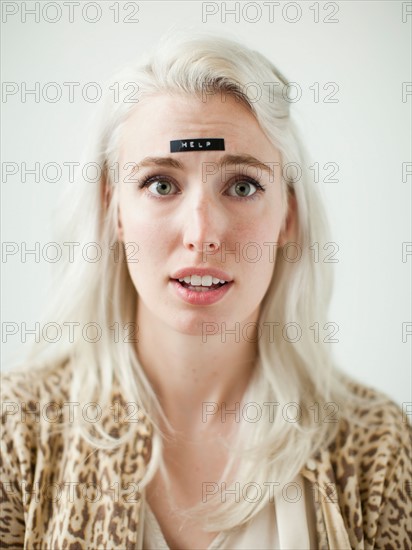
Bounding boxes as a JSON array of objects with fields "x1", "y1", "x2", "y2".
[{"x1": 133, "y1": 154, "x2": 275, "y2": 178}]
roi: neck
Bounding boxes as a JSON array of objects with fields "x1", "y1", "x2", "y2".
[{"x1": 135, "y1": 301, "x2": 259, "y2": 437}]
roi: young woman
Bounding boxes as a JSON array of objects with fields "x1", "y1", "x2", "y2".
[{"x1": 1, "y1": 30, "x2": 411, "y2": 549}]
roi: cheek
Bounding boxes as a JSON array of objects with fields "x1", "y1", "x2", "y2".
[
  {"x1": 118, "y1": 203, "x2": 171, "y2": 281},
  {"x1": 233, "y1": 206, "x2": 283, "y2": 249},
  {"x1": 119, "y1": 193, "x2": 160, "y2": 245},
  {"x1": 233, "y1": 207, "x2": 283, "y2": 285}
]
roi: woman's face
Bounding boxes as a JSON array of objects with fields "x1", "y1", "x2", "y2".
[{"x1": 117, "y1": 92, "x2": 289, "y2": 335}]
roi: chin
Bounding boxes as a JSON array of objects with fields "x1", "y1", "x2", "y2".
[{"x1": 169, "y1": 310, "x2": 233, "y2": 339}]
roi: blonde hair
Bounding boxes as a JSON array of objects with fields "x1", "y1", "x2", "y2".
[{"x1": 9, "y1": 27, "x2": 366, "y2": 531}]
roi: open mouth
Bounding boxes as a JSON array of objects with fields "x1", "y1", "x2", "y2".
[{"x1": 173, "y1": 279, "x2": 228, "y2": 292}]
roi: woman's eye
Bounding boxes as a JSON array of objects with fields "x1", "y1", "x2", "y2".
[
  {"x1": 139, "y1": 175, "x2": 264, "y2": 200},
  {"x1": 227, "y1": 180, "x2": 258, "y2": 198},
  {"x1": 146, "y1": 178, "x2": 177, "y2": 196}
]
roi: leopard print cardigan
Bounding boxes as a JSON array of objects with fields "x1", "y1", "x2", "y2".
[{"x1": 1, "y1": 361, "x2": 411, "y2": 549}]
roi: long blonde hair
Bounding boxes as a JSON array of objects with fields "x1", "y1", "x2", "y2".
[{"x1": 9, "y1": 28, "x2": 364, "y2": 531}]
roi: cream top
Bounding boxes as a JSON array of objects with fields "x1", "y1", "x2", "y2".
[{"x1": 140, "y1": 475, "x2": 318, "y2": 549}]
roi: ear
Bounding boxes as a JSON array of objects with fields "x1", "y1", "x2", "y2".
[
  {"x1": 278, "y1": 188, "x2": 298, "y2": 247},
  {"x1": 117, "y1": 206, "x2": 124, "y2": 242},
  {"x1": 101, "y1": 180, "x2": 124, "y2": 242},
  {"x1": 102, "y1": 182, "x2": 111, "y2": 211}
]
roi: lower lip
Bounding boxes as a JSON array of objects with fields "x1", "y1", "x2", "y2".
[{"x1": 170, "y1": 279, "x2": 234, "y2": 305}]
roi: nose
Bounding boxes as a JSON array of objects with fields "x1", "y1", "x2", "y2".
[{"x1": 182, "y1": 194, "x2": 224, "y2": 255}]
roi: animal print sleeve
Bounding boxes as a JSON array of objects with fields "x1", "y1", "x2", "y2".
[
  {"x1": 374, "y1": 419, "x2": 412, "y2": 547},
  {"x1": 0, "y1": 444, "x2": 26, "y2": 548},
  {"x1": 0, "y1": 374, "x2": 33, "y2": 549}
]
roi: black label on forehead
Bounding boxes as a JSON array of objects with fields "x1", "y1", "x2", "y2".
[{"x1": 170, "y1": 139, "x2": 225, "y2": 152}]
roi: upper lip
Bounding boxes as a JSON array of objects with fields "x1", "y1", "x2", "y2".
[{"x1": 171, "y1": 267, "x2": 233, "y2": 282}]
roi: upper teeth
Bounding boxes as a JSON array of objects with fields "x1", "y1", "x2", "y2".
[{"x1": 178, "y1": 275, "x2": 227, "y2": 286}]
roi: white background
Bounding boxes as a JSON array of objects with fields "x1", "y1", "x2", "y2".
[{"x1": 1, "y1": 1, "x2": 411, "y2": 407}]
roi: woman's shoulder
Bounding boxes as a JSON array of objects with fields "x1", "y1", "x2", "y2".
[
  {"x1": 0, "y1": 361, "x2": 74, "y2": 496},
  {"x1": 324, "y1": 376, "x2": 411, "y2": 490},
  {"x1": 337, "y1": 377, "x2": 410, "y2": 446},
  {"x1": 314, "y1": 377, "x2": 412, "y2": 547},
  {"x1": 1, "y1": 359, "x2": 72, "y2": 407},
  {"x1": 1, "y1": 361, "x2": 73, "y2": 455},
  {"x1": 1, "y1": 358, "x2": 152, "y2": 449}
]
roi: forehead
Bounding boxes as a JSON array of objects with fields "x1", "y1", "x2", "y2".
[{"x1": 119, "y1": 93, "x2": 278, "y2": 163}]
